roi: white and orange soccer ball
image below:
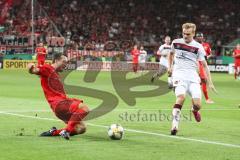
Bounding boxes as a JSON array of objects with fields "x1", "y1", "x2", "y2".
[{"x1": 107, "y1": 124, "x2": 124, "y2": 140}]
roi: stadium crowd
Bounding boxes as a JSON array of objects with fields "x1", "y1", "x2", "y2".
[{"x1": 1, "y1": 0, "x2": 240, "y2": 54}]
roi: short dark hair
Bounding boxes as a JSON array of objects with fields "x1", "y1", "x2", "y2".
[
  {"x1": 196, "y1": 32, "x2": 204, "y2": 37},
  {"x1": 52, "y1": 53, "x2": 63, "y2": 63}
]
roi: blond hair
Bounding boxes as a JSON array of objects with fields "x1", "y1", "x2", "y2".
[{"x1": 182, "y1": 23, "x2": 196, "y2": 33}]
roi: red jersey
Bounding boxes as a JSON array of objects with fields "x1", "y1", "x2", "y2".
[
  {"x1": 234, "y1": 49, "x2": 240, "y2": 65},
  {"x1": 202, "y1": 42, "x2": 211, "y2": 56},
  {"x1": 131, "y1": 49, "x2": 140, "y2": 64},
  {"x1": 38, "y1": 64, "x2": 67, "y2": 109},
  {"x1": 36, "y1": 47, "x2": 47, "y2": 60}
]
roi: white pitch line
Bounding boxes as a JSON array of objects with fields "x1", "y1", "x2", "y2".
[
  {"x1": 0, "y1": 111, "x2": 240, "y2": 149},
  {"x1": 0, "y1": 110, "x2": 51, "y2": 113}
]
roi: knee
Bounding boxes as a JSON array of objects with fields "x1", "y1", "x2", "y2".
[
  {"x1": 77, "y1": 126, "x2": 86, "y2": 134},
  {"x1": 75, "y1": 123, "x2": 87, "y2": 134},
  {"x1": 79, "y1": 103, "x2": 90, "y2": 113},
  {"x1": 194, "y1": 103, "x2": 201, "y2": 109}
]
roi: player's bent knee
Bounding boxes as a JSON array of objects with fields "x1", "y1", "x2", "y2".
[
  {"x1": 76, "y1": 126, "x2": 86, "y2": 134},
  {"x1": 78, "y1": 103, "x2": 90, "y2": 113},
  {"x1": 75, "y1": 122, "x2": 87, "y2": 134},
  {"x1": 73, "y1": 121, "x2": 87, "y2": 135}
]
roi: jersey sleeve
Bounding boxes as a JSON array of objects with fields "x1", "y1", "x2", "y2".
[
  {"x1": 38, "y1": 65, "x2": 52, "y2": 77},
  {"x1": 204, "y1": 43, "x2": 211, "y2": 55},
  {"x1": 159, "y1": 45, "x2": 164, "y2": 53},
  {"x1": 197, "y1": 45, "x2": 206, "y2": 61}
]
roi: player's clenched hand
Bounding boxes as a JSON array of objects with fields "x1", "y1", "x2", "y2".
[
  {"x1": 27, "y1": 63, "x2": 35, "y2": 69},
  {"x1": 27, "y1": 63, "x2": 36, "y2": 74}
]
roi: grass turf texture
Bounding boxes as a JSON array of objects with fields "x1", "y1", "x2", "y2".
[{"x1": 0, "y1": 69, "x2": 239, "y2": 160}]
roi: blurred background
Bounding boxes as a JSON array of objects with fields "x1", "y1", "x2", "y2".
[{"x1": 0, "y1": 0, "x2": 239, "y2": 68}]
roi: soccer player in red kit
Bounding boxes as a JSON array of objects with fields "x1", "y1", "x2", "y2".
[
  {"x1": 35, "y1": 42, "x2": 47, "y2": 66},
  {"x1": 131, "y1": 45, "x2": 140, "y2": 73},
  {"x1": 28, "y1": 53, "x2": 89, "y2": 140},
  {"x1": 233, "y1": 44, "x2": 240, "y2": 79},
  {"x1": 195, "y1": 33, "x2": 214, "y2": 104}
]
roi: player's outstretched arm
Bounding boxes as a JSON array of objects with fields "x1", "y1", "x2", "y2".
[
  {"x1": 202, "y1": 60, "x2": 218, "y2": 94},
  {"x1": 27, "y1": 63, "x2": 40, "y2": 74}
]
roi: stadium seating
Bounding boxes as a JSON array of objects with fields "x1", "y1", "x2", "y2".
[{"x1": 1, "y1": 0, "x2": 240, "y2": 53}]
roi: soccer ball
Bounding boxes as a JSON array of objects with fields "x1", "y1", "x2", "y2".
[{"x1": 107, "y1": 124, "x2": 124, "y2": 140}]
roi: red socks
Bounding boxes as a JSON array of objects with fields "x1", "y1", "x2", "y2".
[
  {"x1": 52, "y1": 129, "x2": 63, "y2": 136},
  {"x1": 53, "y1": 107, "x2": 88, "y2": 136},
  {"x1": 173, "y1": 104, "x2": 182, "y2": 110},
  {"x1": 52, "y1": 121, "x2": 79, "y2": 136}
]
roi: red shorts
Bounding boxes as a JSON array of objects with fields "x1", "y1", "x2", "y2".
[
  {"x1": 132, "y1": 58, "x2": 138, "y2": 64},
  {"x1": 51, "y1": 98, "x2": 84, "y2": 124},
  {"x1": 235, "y1": 62, "x2": 240, "y2": 69},
  {"x1": 38, "y1": 58, "x2": 45, "y2": 66}
]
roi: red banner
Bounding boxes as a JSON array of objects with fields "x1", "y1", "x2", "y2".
[
  {"x1": 67, "y1": 50, "x2": 124, "y2": 61},
  {"x1": 76, "y1": 61, "x2": 159, "y2": 71}
]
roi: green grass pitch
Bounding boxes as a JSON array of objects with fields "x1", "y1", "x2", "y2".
[{"x1": 0, "y1": 69, "x2": 239, "y2": 160}]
